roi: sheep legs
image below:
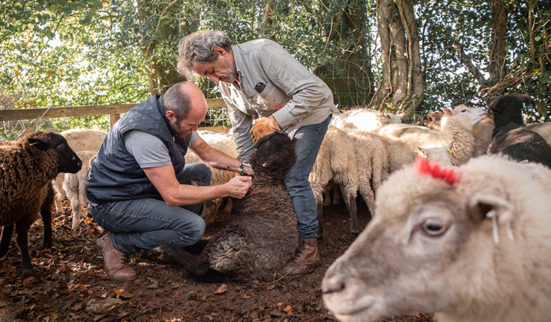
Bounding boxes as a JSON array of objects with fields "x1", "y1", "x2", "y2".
[
  {"x1": 15, "y1": 222, "x2": 34, "y2": 278},
  {"x1": 341, "y1": 186, "x2": 359, "y2": 238},
  {"x1": 41, "y1": 186, "x2": 54, "y2": 249},
  {"x1": 0, "y1": 225, "x2": 14, "y2": 259}
]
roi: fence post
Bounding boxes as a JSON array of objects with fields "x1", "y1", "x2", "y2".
[{"x1": 110, "y1": 113, "x2": 121, "y2": 128}]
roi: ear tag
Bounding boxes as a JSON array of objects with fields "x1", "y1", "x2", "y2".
[
  {"x1": 29, "y1": 142, "x2": 38, "y2": 146},
  {"x1": 262, "y1": 162, "x2": 267, "y2": 167}
]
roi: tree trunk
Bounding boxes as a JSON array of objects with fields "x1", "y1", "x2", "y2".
[
  {"x1": 137, "y1": 0, "x2": 184, "y2": 95},
  {"x1": 371, "y1": 0, "x2": 423, "y2": 118},
  {"x1": 488, "y1": 0, "x2": 507, "y2": 84}
]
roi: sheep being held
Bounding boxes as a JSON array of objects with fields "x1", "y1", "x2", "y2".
[
  {"x1": 0, "y1": 132, "x2": 82, "y2": 277},
  {"x1": 166, "y1": 132, "x2": 298, "y2": 281},
  {"x1": 322, "y1": 156, "x2": 551, "y2": 322}
]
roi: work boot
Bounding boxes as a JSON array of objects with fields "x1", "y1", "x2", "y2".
[
  {"x1": 282, "y1": 237, "x2": 320, "y2": 276},
  {"x1": 96, "y1": 233, "x2": 136, "y2": 281}
]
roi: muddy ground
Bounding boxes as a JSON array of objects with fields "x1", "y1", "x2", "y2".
[{"x1": 0, "y1": 200, "x2": 433, "y2": 321}]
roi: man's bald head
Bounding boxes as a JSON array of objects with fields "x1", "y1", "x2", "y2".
[{"x1": 161, "y1": 82, "x2": 207, "y2": 122}]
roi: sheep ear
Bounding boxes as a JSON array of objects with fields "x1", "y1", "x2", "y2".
[
  {"x1": 469, "y1": 193, "x2": 513, "y2": 223},
  {"x1": 468, "y1": 193, "x2": 514, "y2": 243},
  {"x1": 28, "y1": 137, "x2": 51, "y2": 150}
]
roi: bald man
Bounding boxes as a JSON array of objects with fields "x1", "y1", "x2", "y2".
[{"x1": 86, "y1": 82, "x2": 252, "y2": 281}]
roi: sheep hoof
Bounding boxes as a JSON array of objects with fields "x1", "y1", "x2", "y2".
[{"x1": 19, "y1": 268, "x2": 35, "y2": 280}]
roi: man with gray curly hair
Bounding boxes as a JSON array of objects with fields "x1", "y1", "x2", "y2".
[{"x1": 178, "y1": 30, "x2": 337, "y2": 276}]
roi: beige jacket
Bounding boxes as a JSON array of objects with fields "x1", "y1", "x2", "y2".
[{"x1": 219, "y1": 39, "x2": 337, "y2": 161}]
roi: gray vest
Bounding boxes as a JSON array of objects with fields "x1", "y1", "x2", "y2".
[{"x1": 86, "y1": 95, "x2": 192, "y2": 203}]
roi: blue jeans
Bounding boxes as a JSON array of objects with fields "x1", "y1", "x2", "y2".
[
  {"x1": 90, "y1": 163, "x2": 210, "y2": 255},
  {"x1": 284, "y1": 114, "x2": 332, "y2": 239}
]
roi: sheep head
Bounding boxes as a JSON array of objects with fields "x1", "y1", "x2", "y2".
[
  {"x1": 488, "y1": 95, "x2": 534, "y2": 128},
  {"x1": 26, "y1": 131, "x2": 82, "y2": 174},
  {"x1": 322, "y1": 157, "x2": 517, "y2": 322},
  {"x1": 250, "y1": 132, "x2": 296, "y2": 180}
]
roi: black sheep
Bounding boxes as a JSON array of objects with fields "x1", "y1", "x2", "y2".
[
  {"x1": 0, "y1": 131, "x2": 82, "y2": 277},
  {"x1": 487, "y1": 95, "x2": 551, "y2": 168},
  {"x1": 165, "y1": 132, "x2": 298, "y2": 281}
]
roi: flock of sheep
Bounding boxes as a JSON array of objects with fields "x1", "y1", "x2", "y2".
[{"x1": 1, "y1": 94, "x2": 550, "y2": 321}]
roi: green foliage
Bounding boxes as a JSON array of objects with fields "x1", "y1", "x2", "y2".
[{"x1": 1, "y1": 0, "x2": 549, "y2": 140}]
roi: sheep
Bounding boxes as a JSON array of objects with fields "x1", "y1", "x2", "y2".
[
  {"x1": 0, "y1": 131, "x2": 82, "y2": 277},
  {"x1": 61, "y1": 150, "x2": 97, "y2": 234},
  {"x1": 487, "y1": 95, "x2": 551, "y2": 168},
  {"x1": 53, "y1": 129, "x2": 106, "y2": 214},
  {"x1": 164, "y1": 132, "x2": 298, "y2": 281},
  {"x1": 185, "y1": 130, "x2": 238, "y2": 225},
  {"x1": 417, "y1": 146, "x2": 453, "y2": 167},
  {"x1": 310, "y1": 126, "x2": 390, "y2": 236},
  {"x1": 322, "y1": 155, "x2": 551, "y2": 322},
  {"x1": 59, "y1": 128, "x2": 107, "y2": 152},
  {"x1": 422, "y1": 110, "x2": 445, "y2": 129},
  {"x1": 331, "y1": 107, "x2": 401, "y2": 133},
  {"x1": 527, "y1": 121, "x2": 551, "y2": 146},
  {"x1": 377, "y1": 104, "x2": 486, "y2": 166},
  {"x1": 422, "y1": 109, "x2": 495, "y2": 158}
]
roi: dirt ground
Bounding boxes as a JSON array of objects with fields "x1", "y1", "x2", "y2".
[{"x1": 0, "y1": 199, "x2": 433, "y2": 321}]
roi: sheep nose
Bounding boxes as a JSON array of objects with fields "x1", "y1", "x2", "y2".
[{"x1": 322, "y1": 276, "x2": 346, "y2": 295}]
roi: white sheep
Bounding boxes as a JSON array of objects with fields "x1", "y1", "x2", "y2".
[
  {"x1": 185, "y1": 130, "x2": 238, "y2": 225},
  {"x1": 53, "y1": 129, "x2": 106, "y2": 214},
  {"x1": 331, "y1": 107, "x2": 401, "y2": 133},
  {"x1": 60, "y1": 128, "x2": 107, "y2": 152},
  {"x1": 310, "y1": 126, "x2": 390, "y2": 236},
  {"x1": 527, "y1": 121, "x2": 551, "y2": 146},
  {"x1": 62, "y1": 150, "x2": 97, "y2": 234},
  {"x1": 423, "y1": 110, "x2": 495, "y2": 158},
  {"x1": 377, "y1": 105, "x2": 486, "y2": 166},
  {"x1": 322, "y1": 155, "x2": 551, "y2": 322}
]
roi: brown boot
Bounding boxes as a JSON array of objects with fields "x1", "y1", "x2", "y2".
[
  {"x1": 282, "y1": 237, "x2": 320, "y2": 276},
  {"x1": 96, "y1": 233, "x2": 136, "y2": 281}
]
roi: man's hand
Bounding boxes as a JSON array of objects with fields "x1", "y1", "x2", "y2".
[
  {"x1": 250, "y1": 116, "x2": 280, "y2": 143},
  {"x1": 225, "y1": 175, "x2": 252, "y2": 199}
]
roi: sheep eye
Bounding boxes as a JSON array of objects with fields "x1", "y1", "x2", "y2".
[
  {"x1": 422, "y1": 218, "x2": 446, "y2": 236},
  {"x1": 460, "y1": 109, "x2": 467, "y2": 113}
]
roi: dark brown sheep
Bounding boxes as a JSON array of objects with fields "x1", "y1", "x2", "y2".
[
  {"x1": 0, "y1": 131, "x2": 82, "y2": 277},
  {"x1": 487, "y1": 95, "x2": 551, "y2": 168},
  {"x1": 166, "y1": 132, "x2": 298, "y2": 281}
]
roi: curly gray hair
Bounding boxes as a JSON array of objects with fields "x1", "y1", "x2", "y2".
[{"x1": 177, "y1": 30, "x2": 232, "y2": 79}]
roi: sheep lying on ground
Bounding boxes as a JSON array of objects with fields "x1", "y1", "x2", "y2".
[
  {"x1": 62, "y1": 151, "x2": 97, "y2": 234},
  {"x1": 487, "y1": 95, "x2": 551, "y2": 168},
  {"x1": 53, "y1": 129, "x2": 106, "y2": 214},
  {"x1": 310, "y1": 126, "x2": 390, "y2": 236},
  {"x1": 322, "y1": 156, "x2": 551, "y2": 322},
  {"x1": 331, "y1": 107, "x2": 401, "y2": 133},
  {"x1": 0, "y1": 132, "x2": 82, "y2": 277},
  {"x1": 166, "y1": 132, "x2": 298, "y2": 281},
  {"x1": 377, "y1": 105, "x2": 486, "y2": 166},
  {"x1": 185, "y1": 130, "x2": 238, "y2": 225}
]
